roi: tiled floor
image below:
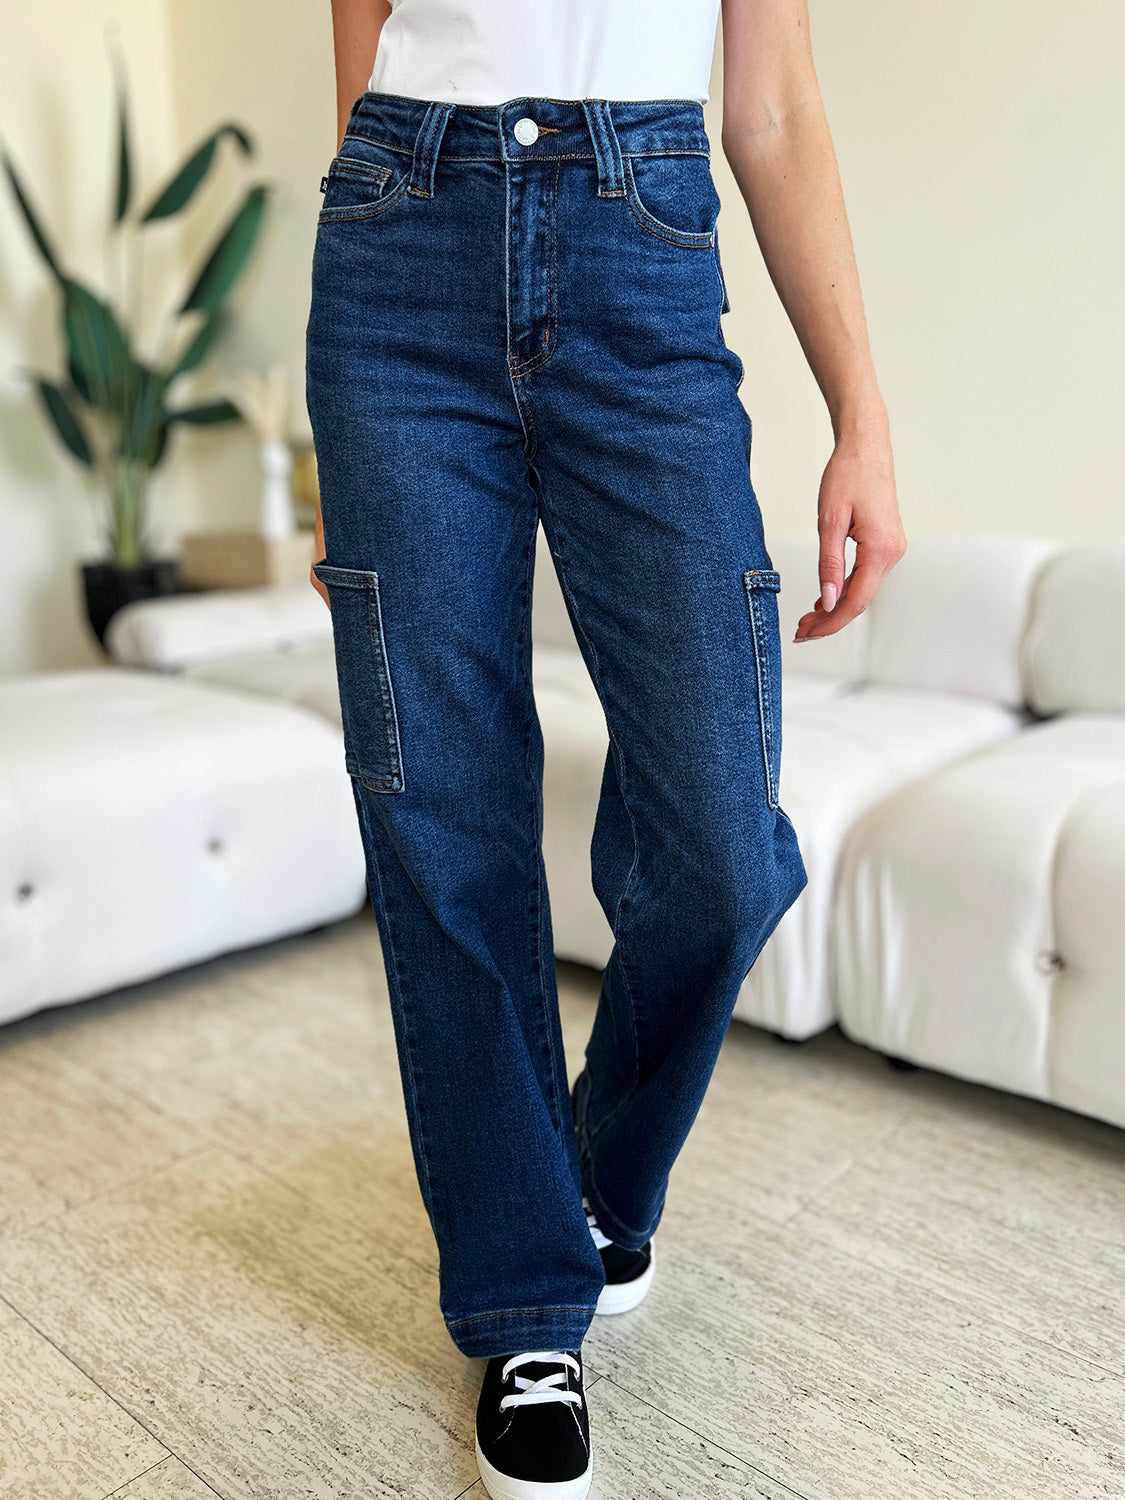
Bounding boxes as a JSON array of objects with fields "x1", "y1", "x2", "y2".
[{"x1": 1, "y1": 911, "x2": 1122, "y2": 1499}]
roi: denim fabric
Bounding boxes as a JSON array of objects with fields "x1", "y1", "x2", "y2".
[{"x1": 305, "y1": 90, "x2": 808, "y2": 1360}]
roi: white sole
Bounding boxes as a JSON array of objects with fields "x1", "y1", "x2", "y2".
[
  {"x1": 594, "y1": 1242, "x2": 656, "y2": 1315},
  {"x1": 475, "y1": 1438, "x2": 593, "y2": 1500}
]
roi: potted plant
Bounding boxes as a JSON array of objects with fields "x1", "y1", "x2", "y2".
[{"x1": 2, "y1": 51, "x2": 272, "y2": 645}]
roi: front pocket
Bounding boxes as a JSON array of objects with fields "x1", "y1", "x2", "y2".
[
  {"x1": 742, "y1": 569, "x2": 783, "y2": 809},
  {"x1": 312, "y1": 562, "x2": 405, "y2": 793},
  {"x1": 317, "y1": 133, "x2": 407, "y2": 223},
  {"x1": 622, "y1": 153, "x2": 718, "y2": 249}
]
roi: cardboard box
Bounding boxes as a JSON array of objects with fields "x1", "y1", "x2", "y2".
[{"x1": 180, "y1": 531, "x2": 316, "y2": 589}]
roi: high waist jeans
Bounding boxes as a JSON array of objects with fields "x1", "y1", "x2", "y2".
[{"x1": 305, "y1": 90, "x2": 808, "y2": 1360}]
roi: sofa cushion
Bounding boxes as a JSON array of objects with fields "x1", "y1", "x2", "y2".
[
  {"x1": 731, "y1": 686, "x2": 1023, "y2": 1039},
  {"x1": 833, "y1": 712, "x2": 1125, "y2": 1130},
  {"x1": 184, "y1": 642, "x2": 344, "y2": 727},
  {"x1": 0, "y1": 669, "x2": 365, "y2": 1023},
  {"x1": 864, "y1": 535, "x2": 1055, "y2": 707},
  {"x1": 106, "y1": 585, "x2": 333, "y2": 671},
  {"x1": 771, "y1": 531, "x2": 1056, "y2": 709},
  {"x1": 1022, "y1": 545, "x2": 1125, "y2": 715}
]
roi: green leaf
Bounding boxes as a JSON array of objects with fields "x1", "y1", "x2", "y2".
[
  {"x1": 32, "y1": 376, "x2": 94, "y2": 464},
  {"x1": 111, "y1": 53, "x2": 131, "y2": 224},
  {"x1": 61, "y1": 277, "x2": 136, "y2": 411},
  {"x1": 139, "y1": 123, "x2": 253, "y2": 222},
  {"x1": 148, "y1": 421, "x2": 170, "y2": 469},
  {"x1": 121, "y1": 365, "x2": 167, "y2": 463},
  {"x1": 178, "y1": 184, "x2": 269, "y2": 317},
  {"x1": 167, "y1": 399, "x2": 242, "y2": 425},
  {"x1": 167, "y1": 308, "x2": 226, "y2": 378},
  {"x1": 68, "y1": 352, "x2": 93, "y2": 404},
  {"x1": 2, "y1": 148, "x2": 62, "y2": 279}
]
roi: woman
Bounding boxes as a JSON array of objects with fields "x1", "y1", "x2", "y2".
[{"x1": 306, "y1": 1, "x2": 905, "y2": 1495}]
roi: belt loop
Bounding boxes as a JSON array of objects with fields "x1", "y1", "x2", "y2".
[
  {"x1": 581, "y1": 99, "x2": 624, "y2": 198},
  {"x1": 408, "y1": 101, "x2": 454, "y2": 198}
]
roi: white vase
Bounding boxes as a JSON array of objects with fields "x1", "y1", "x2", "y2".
[{"x1": 259, "y1": 439, "x2": 295, "y2": 539}]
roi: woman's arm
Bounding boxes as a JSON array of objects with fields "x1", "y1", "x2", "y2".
[
  {"x1": 312, "y1": 0, "x2": 392, "y2": 605},
  {"x1": 720, "y1": 0, "x2": 905, "y2": 640},
  {"x1": 329, "y1": 0, "x2": 390, "y2": 147}
]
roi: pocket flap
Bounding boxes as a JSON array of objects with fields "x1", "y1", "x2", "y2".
[
  {"x1": 312, "y1": 562, "x2": 380, "y2": 590},
  {"x1": 742, "y1": 568, "x2": 781, "y2": 593}
]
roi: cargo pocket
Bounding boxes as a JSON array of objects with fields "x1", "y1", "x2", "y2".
[
  {"x1": 312, "y1": 561, "x2": 405, "y2": 794},
  {"x1": 742, "y1": 568, "x2": 783, "y2": 810}
]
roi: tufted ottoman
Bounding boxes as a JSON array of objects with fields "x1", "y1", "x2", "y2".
[{"x1": 0, "y1": 668, "x2": 367, "y2": 1025}]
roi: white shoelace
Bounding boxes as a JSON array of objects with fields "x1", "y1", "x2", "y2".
[
  {"x1": 499, "y1": 1351, "x2": 583, "y2": 1411},
  {"x1": 583, "y1": 1195, "x2": 613, "y2": 1251}
]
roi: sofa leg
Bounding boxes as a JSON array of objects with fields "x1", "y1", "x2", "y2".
[
  {"x1": 885, "y1": 1053, "x2": 920, "y2": 1072},
  {"x1": 770, "y1": 1030, "x2": 808, "y2": 1046}
]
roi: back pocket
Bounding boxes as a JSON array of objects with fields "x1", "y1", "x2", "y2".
[
  {"x1": 742, "y1": 568, "x2": 783, "y2": 809},
  {"x1": 312, "y1": 562, "x2": 405, "y2": 794}
]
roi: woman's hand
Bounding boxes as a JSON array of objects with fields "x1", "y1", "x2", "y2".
[
  {"x1": 794, "y1": 412, "x2": 905, "y2": 641},
  {"x1": 310, "y1": 504, "x2": 329, "y2": 609}
]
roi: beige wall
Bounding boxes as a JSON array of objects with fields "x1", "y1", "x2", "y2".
[
  {"x1": 161, "y1": 0, "x2": 339, "y2": 525},
  {"x1": 2, "y1": 1, "x2": 1122, "y2": 673},
  {"x1": 711, "y1": 1, "x2": 1125, "y2": 547}
]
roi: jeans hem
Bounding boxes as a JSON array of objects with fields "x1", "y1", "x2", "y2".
[
  {"x1": 580, "y1": 1171, "x2": 658, "y2": 1253},
  {"x1": 446, "y1": 1303, "x2": 599, "y2": 1360},
  {"x1": 572, "y1": 1070, "x2": 659, "y2": 1252}
]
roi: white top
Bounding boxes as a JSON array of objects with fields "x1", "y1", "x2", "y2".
[{"x1": 367, "y1": 0, "x2": 723, "y2": 107}]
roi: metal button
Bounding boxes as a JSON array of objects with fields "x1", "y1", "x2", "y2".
[{"x1": 513, "y1": 117, "x2": 539, "y2": 146}]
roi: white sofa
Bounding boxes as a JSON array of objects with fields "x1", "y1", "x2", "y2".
[{"x1": 93, "y1": 530, "x2": 1125, "y2": 1132}]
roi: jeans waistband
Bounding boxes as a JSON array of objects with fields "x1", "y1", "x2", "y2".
[{"x1": 346, "y1": 91, "x2": 710, "y2": 197}]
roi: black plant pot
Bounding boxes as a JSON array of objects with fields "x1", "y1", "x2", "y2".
[{"x1": 82, "y1": 557, "x2": 182, "y2": 649}]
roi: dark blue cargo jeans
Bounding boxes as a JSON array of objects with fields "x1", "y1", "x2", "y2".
[{"x1": 305, "y1": 90, "x2": 808, "y2": 1360}]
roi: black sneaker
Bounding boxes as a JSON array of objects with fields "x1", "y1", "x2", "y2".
[
  {"x1": 475, "y1": 1348, "x2": 593, "y2": 1500},
  {"x1": 585, "y1": 1196, "x2": 656, "y2": 1314}
]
